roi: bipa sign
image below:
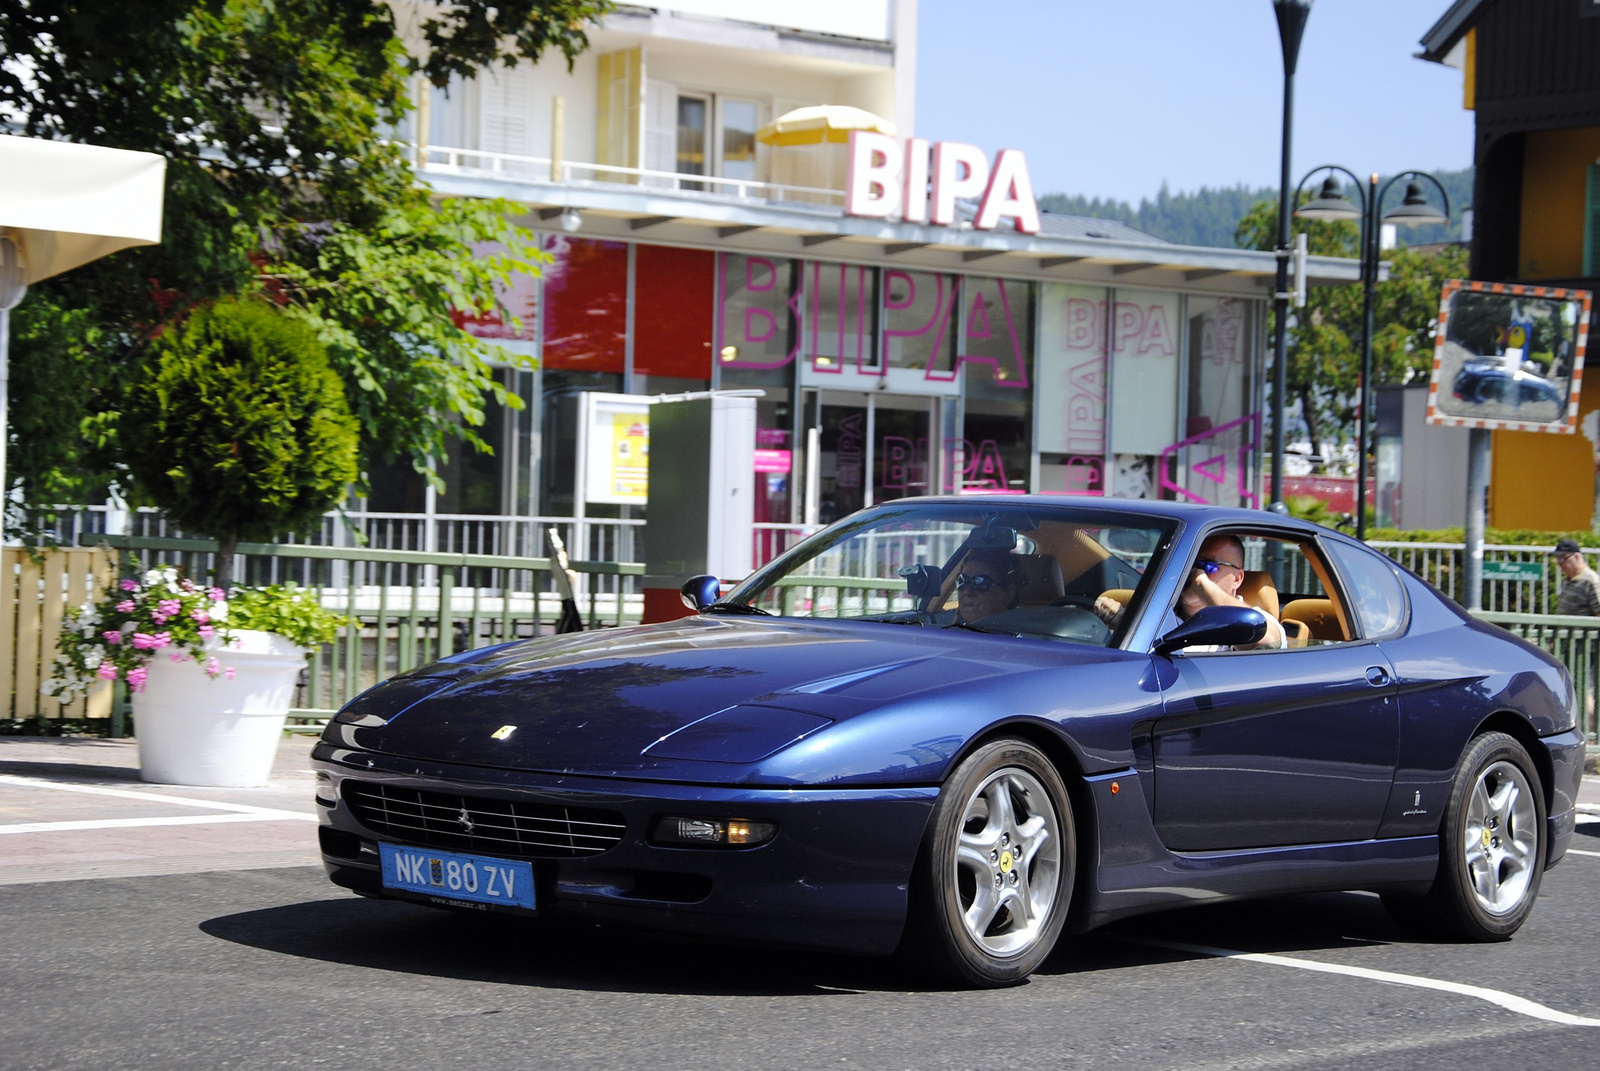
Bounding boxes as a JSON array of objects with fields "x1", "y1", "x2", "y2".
[{"x1": 845, "y1": 131, "x2": 1041, "y2": 234}]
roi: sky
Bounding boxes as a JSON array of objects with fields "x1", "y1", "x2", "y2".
[{"x1": 914, "y1": 0, "x2": 1473, "y2": 202}]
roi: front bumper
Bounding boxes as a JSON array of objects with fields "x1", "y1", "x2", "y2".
[
  {"x1": 311, "y1": 741, "x2": 938, "y2": 956},
  {"x1": 1539, "y1": 727, "x2": 1587, "y2": 868}
]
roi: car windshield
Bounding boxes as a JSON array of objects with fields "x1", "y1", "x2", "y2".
[{"x1": 724, "y1": 503, "x2": 1174, "y2": 647}]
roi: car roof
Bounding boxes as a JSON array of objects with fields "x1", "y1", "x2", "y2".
[{"x1": 872, "y1": 494, "x2": 1330, "y2": 537}]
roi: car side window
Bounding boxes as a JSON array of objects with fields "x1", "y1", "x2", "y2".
[{"x1": 1325, "y1": 541, "x2": 1408, "y2": 639}]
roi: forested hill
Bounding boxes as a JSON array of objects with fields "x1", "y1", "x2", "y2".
[{"x1": 1039, "y1": 168, "x2": 1473, "y2": 249}]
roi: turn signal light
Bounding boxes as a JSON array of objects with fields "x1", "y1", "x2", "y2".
[{"x1": 651, "y1": 816, "x2": 777, "y2": 849}]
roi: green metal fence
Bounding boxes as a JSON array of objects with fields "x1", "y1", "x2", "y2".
[
  {"x1": 94, "y1": 535, "x2": 645, "y2": 732},
  {"x1": 1474, "y1": 611, "x2": 1600, "y2": 744}
]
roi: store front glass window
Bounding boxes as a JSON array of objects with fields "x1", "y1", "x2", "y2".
[
  {"x1": 806, "y1": 261, "x2": 877, "y2": 375},
  {"x1": 634, "y1": 244, "x2": 713, "y2": 394},
  {"x1": 716, "y1": 253, "x2": 799, "y2": 386},
  {"x1": 1175, "y1": 296, "x2": 1259, "y2": 508},
  {"x1": 958, "y1": 278, "x2": 1033, "y2": 493},
  {"x1": 883, "y1": 269, "x2": 957, "y2": 378},
  {"x1": 541, "y1": 236, "x2": 627, "y2": 374},
  {"x1": 1109, "y1": 288, "x2": 1181, "y2": 499},
  {"x1": 1037, "y1": 283, "x2": 1110, "y2": 496}
]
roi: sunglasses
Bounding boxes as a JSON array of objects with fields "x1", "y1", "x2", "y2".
[
  {"x1": 1194, "y1": 558, "x2": 1244, "y2": 576},
  {"x1": 956, "y1": 572, "x2": 1010, "y2": 594}
]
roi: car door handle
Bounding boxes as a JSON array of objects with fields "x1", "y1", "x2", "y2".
[{"x1": 1365, "y1": 666, "x2": 1391, "y2": 687}]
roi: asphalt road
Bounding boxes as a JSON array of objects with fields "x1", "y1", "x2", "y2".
[{"x1": 3, "y1": 822, "x2": 1598, "y2": 1071}]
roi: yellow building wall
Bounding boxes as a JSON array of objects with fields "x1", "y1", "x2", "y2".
[
  {"x1": 1489, "y1": 372, "x2": 1598, "y2": 530},
  {"x1": 1518, "y1": 126, "x2": 1600, "y2": 280}
]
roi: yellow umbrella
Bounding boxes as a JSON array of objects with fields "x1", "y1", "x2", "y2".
[{"x1": 756, "y1": 105, "x2": 896, "y2": 147}]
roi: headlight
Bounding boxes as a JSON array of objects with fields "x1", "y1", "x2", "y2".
[
  {"x1": 314, "y1": 771, "x2": 339, "y2": 806},
  {"x1": 651, "y1": 816, "x2": 777, "y2": 849}
]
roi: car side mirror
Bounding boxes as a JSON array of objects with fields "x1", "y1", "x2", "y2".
[
  {"x1": 680, "y1": 574, "x2": 722, "y2": 612},
  {"x1": 897, "y1": 564, "x2": 943, "y2": 601},
  {"x1": 1154, "y1": 605, "x2": 1268, "y2": 656}
]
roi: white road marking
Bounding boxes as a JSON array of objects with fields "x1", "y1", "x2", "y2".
[
  {"x1": 0, "y1": 773, "x2": 313, "y2": 820},
  {"x1": 0, "y1": 812, "x2": 313, "y2": 835},
  {"x1": 1566, "y1": 848, "x2": 1600, "y2": 858},
  {"x1": 1113, "y1": 934, "x2": 1600, "y2": 1028}
]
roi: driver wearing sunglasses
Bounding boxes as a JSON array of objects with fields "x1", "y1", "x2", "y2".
[
  {"x1": 954, "y1": 548, "x2": 1022, "y2": 625},
  {"x1": 1094, "y1": 533, "x2": 1285, "y2": 650},
  {"x1": 1175, "y1": 533, "x2": 1285, "y2": 650}
]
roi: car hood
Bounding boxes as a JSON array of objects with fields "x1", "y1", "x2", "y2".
[{"x1": 336, "y1": 615, "x2": 1110, "y2": 778}]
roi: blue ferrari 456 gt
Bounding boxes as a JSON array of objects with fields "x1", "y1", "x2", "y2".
[{"x1": 313, "y1": 499, "x2": 1585, "y2": 986}]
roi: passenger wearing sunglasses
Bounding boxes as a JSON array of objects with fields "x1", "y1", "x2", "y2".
[
  {"x1": 1094, "y1": 533, "x2": 1285, "y2": 650},
  {"x1": 954, "y1": 548, "x2": 1022, "y2": 625}
]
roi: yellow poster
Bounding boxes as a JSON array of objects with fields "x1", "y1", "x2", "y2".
[{"x1": 609, "y1": 412, "x2": 650, "y2": 501}]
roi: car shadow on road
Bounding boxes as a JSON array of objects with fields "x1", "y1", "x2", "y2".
[
  {"x1": 201, "y1": 887, "x2": 1415, "y2": 995},
  {"x1": 199, "y1": 894, "x2": 912, "y2": 996},
  {"x1": 1044, "y1": 890, "x2": 1410, "y2": 978}
]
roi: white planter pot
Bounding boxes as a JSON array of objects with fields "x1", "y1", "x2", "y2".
[{"x1": 133, "y1": 629, "x2": 308, "y2": 787}]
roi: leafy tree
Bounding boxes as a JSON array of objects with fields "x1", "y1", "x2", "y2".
[
  {"x1": 0, "y1": 0, "x2": 611, "y2": 521},
  {"x1": 1038, "y1": 168, "x2": 1472, "y2": 249},
  {"x1": 1234, "y1": 198, "x2": 1469, "y2": 466},
  {"x1": 120, "y1": 298, "x2": 360, "y2": 586}
]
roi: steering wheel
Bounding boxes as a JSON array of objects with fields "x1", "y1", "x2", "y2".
[{"x1": 1049, "y1": 594, "x2": 1099, "y2": 610}]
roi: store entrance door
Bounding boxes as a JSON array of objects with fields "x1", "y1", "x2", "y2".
[{"x1": 811, "y1": 391, "x2": 945, "y2": 525}]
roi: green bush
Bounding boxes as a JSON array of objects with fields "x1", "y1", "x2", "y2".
[
  {"x1": 121, "y1": 298, "x2": 360, "y2": 584},
  {"x1": 228, "y1": 584, "x2": 350, "y2": 649},
  {"x1": 1365, "y1": 527, "x2": 1598, "y2": 547}
]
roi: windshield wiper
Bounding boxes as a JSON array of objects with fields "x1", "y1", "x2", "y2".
[{"x1": 703, "y1": 601, "x2": 773, "y2": 616}]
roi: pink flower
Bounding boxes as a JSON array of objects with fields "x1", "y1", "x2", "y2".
[
  {"x1": 209, "y1": 587, "x2": 226, "y2": 601},
  {"x1": 169, "y1": 652, "x2": 186, "y2": 662},
  {"x1": 198, "y1": 625, "x2": 215, "y2": 640},
  {"x1": 180, "y1": 579, "x2": 196, "y2": 592},
  {"x1": 206, "y1": 656, "x2": 221, "y2": 677},
  {"x1": 119, "y1": 579, "x2": 138, "y2": 592},
  {"x1": 132, "y1": 632, "x2": 172, "y2": 651},
  {"x1": 96, "y1": 663, "x2": 118, "y2": 681},
  {"x1": 115, "y1": 600, "x2": 135, "y2": 613},
  {"x1": 126, "y1": 666, "x2": 148, "y2": 692},
  {"x1": 224, "y1": 667, "x2": 235, "y2": 681},
  {"x1": 151, "y1": 613, "x2": 170, "y2": 625},
  {"x1": 158, "y1": 599, "x2": 181, "y2": 617},
  {"x1": 191, "y1": 610, "x2": 210, "y2": 624},
  {"x1": 103, "y1": 630, "x2": 123, "y2": 645}
]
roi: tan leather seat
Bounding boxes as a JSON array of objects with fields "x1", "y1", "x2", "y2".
[
  {"x1": 1099, "y1": 588, "x2": 1135, "y2": 607},
  {"x1": 1013, "y1": 554, "x2": 1065, "y2": 605},
  {"x1": 1280, "y1": 598, "x2": 1348, "y2": 642},
  {"x1": 1238, "y1": 570, "x2": 1279, "y2": 618}
]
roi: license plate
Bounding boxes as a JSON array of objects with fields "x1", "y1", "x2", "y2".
[{"x1": 378, "y1": 843, "x2": 535, "y2": 910}]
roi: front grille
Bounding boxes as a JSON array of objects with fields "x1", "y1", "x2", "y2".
[{"x1": 343, "y1": 780, "x2": 627, "y2": 859}]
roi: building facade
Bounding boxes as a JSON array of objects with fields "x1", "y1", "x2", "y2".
[
  {"x1": 372, "y1": 0, "x2": 1361, "y2": 556},
  {"x1": 1422, "y1": 0, "x2": 1600, "y2": 530}
]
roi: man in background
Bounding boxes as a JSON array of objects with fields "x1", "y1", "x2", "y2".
[{"x1": 1553, "y1": 538, "x2": 1600, "y2": 616}]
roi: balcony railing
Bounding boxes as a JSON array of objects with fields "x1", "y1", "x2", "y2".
[{"x1": 420, "y1": 145, "x2": 846, "y2": 206}]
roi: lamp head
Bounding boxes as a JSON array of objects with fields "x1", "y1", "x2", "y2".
[
  {"x1": 1381, "y1": 181, "x2": 1448, "y2": 228},
  {"x1": 560, "y1": 207, "x2": 583, "y2": 233},
  {"x1": 1296, "y1": 175, "x2": 1361, "y2": 222}
]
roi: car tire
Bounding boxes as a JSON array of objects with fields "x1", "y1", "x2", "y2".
[
  {"x1": 902, "y1": 738, "x2": 1074, "y2": 987},
  {"x1": 1382, "y1": 731, "x2": 1546, "y2": 941}
]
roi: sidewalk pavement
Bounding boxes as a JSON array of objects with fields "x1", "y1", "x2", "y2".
[
  {"x1": 1, "y1": 734, "x2": 1596, "y2": 888},
  {"x1": 0, "y1": 734, "x2": 321, "y2": 886}
]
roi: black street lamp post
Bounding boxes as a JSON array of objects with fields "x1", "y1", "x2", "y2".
[
  {"x1": 1295, "y1": 169, "x2": 1449, "y2": 538},
  {"x1": 1270, "y1": 0, "x2": 1313, "y2": 517}
]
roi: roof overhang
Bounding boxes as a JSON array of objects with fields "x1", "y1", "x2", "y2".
[
  {"x1": 1419, "y1": 0, "x2": 1486, "y2": 63},
  {"x1": 422, "y1": 170, "x2": 1370, "y2": 295}
]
